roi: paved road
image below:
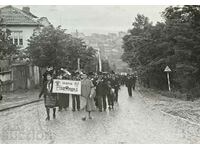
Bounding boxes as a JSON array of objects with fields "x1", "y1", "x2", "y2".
[{"x1": 0, "y1": 86, "x2": 200, "y2": 144}]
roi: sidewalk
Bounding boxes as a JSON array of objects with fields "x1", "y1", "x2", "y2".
[
  {"x1": 0, "y1": 89, "x2": 41, "y2": 111},
  {"x1": 138, "y1": 87, "x2": 200, "y2": 125},
  {"x1": 0, "y1": 89, "x2": 86, "y2": 112}
]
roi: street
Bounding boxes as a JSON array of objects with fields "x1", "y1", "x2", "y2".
[{"x1": 0, "y1": 86, "x2": 200, "y2": 144}]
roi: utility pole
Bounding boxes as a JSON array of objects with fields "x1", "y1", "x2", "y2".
[
  {"x1": 77, "y1": 58, "x2": 80, "y2": 71},
  {"x1": 98, "y1": 49, "x2": 102, "y2": 72}
]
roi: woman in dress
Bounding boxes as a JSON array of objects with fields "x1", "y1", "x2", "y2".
[
  {"x1": 39, "y1": 74, "x2": 57, "y2": 121},
  {"x1": 81, "y1": 73, "x2": 96, "y2": 120}
]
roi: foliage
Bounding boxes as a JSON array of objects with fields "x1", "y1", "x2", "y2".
[
  {"x1": 0, "y1": 29, "x2": 17, "y2": 60},
  {"x1": 27, "y1": 25, "x2": 97, "y2": 72},
  {"x1": 122, "y1": 6, "x2": 200, "y2": 96}
]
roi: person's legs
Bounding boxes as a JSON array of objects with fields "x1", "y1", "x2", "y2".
[
  {"x1": 103, "y1": 95, "x2": 107, "y2": 111},
  {"x1": 64, "y1": 94, "x2": 69, "y2": 110},
  {"x1": 107, "y1": 94, "x2": 111, "y2": 109},
  {"x1": 115, "y1": 89, "x2": 119, "y2": 103},
  {"x1": 76, "y1": 95, "x2": 80, "y2": 111},
  {"x1": 45, "y1": 107, "x2": 50, "y2": 120},
  {"x1": 88, "y1": 111, "x2": 92, "y2": 119},
  {"x1": 98, "y1": 95, "x2": 102, "y2": 112},
  {"x1": 111, "y1": 95, "x2": 114, "y2": 109},
  {"x1": 58, "y1": 94, "x2": 62, "y2": 111},
  {"x1": 66, "y1": 94, "x2": 69, "y2": 108},
  {"x1": 53, "y1": 108, "x2": 56, "y2": 119},
  {"x1": 94, "y1": 97, "x2": 98, "y2": 108},
  {"x1": 132, "y1": 83, "x2": 136, "y2": 90},
  {"x1": 128, "y1": 86, "x2": 132, "y2": 97},
  {"x1": 72, "y1": 95, "x2": 76, "y2": 111}
]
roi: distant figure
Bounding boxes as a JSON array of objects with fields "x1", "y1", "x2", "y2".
[
  {"x1": 39, "y1": 74, "x2": 57, "y2": 121},
  {"x1": 132, "y1": 75, "x2": 137, "y2": 90},
  {"x1": 125, "y1": 75, "x2": 134, "y2": 97},
  {"x1": 110, "y1": 75, "x2": 120, "y2": 103},
  {"x1": 107, "y1": 81, "x2": 116, "y2": 109}
]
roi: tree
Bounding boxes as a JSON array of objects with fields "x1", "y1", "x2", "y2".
[
  {"x1": 0, "y1": 28, "x2": 17, "y2": 60},
  {"x1": 122, "y1": 6, "x2": 200, "y2": 96},
  {"x1": 27, "y1": 25, "x2": 97, "y2": 72}
]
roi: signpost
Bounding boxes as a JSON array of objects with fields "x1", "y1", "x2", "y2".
[
  {"x1": 164, "y1": 66, "x2": 172, "y2": 91},
  {"x1": 98, "y1": 49, "x2": 102, "y2": 72}
]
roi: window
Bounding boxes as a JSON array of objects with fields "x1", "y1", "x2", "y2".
[
  {"x1": 10, "y1": 31, "x2": 23, "y2": 46},
  {"x1": 19, "y1": 38, "x2": 23, "y2": 45},
  {"x1": 14, "y1": 38, "x2": 18, "y2": 45}
]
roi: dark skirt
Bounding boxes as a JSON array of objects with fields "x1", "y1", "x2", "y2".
[{"x1": 44, "y1": 95, "x2": 57, "y2": 108}]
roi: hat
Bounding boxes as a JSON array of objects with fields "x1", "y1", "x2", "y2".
[{"x1": 88, "y1": 72, "x2": 94, "y2": 76}]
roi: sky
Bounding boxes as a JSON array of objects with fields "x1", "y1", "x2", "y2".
[{"x1": 14, "y1": 5, "x2": 168, "y2": 35}]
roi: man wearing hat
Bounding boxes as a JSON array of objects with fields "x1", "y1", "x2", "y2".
[
  {"x1": 96, "y1": 72, "x2": 108, "y2": 112},
  {"x1": 72, "y1": 72, "x2": 81, "y2": 111}
]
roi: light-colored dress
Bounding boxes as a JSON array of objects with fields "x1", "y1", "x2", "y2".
[{"x1": 81, "y1": 78, "x2": 96, "y2": 112}]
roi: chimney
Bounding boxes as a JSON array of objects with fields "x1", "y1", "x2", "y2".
[{"x1": 22, "y1": 7, "x2": 30, "y2": 13}]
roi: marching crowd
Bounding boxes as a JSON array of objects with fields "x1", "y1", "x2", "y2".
[{"x1": 39, "y1": 67, "x2": 137, "y2": 121}]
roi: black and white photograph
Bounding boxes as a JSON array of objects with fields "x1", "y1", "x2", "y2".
[{"x1": 0, "y1": 0, "x2": 200, "y2": 145}]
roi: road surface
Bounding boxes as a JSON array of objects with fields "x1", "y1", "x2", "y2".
[{"x1": 0, "y1": 86, "x2": 200, "y2": 144}]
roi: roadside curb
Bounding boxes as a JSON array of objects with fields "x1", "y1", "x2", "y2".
[
  {"x1": 161, "y1": 110, "x2": 200, "y2": 127},
  {"x1": 0, "y1": 99, "x2": 43, "y2": 112},
  {"x1": 137, "y1": 90, "x2": 200, "y2": 127}
]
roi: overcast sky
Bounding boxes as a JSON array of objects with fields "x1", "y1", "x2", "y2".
[{"x1": 14, "y1": 5, "x2": 168, "y2": 35}]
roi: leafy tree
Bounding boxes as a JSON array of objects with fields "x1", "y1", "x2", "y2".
[
  {"x1": 27, "y1": 25, "x2": 97, "y2": 72},
  {"x1": 0, "y1": 29, "x2": 17, "y2": 60},
  {"x1": 122, "y1": 6, "x2": 200, "y2": 95}
]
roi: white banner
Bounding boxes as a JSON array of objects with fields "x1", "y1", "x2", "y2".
[{"x1": 52, "y1": 79, "x2": 81, "y2": 95}]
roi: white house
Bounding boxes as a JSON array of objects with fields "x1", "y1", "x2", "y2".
[
  {"x1": 0, "y1": 5, "x2": 51, "y2": 49},
  {"x1": 0, "y1": 5, "x2": 51, "y2": 91}
]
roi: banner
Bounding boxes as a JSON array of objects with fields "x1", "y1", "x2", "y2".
[{"x1": 52, "y1": 79, "x2": 81, "y2": 95}]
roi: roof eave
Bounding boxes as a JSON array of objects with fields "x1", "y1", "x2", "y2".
[{"x1": 0, "y1": 23, "x2": 43, "y2": 27}]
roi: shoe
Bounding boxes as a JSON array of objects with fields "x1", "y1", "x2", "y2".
[
  {"x1": 53, "y1": 114, "x2": 56, "y2": 119},
  {"x1": 89, "y1": 116, "x2": 92, "y2": 119},
  {"x1": 72, "y1": 109, "x2": 75, "y2": 112},
  {"x1": 46, "y1": 116, "x2": 50, "y2": 121},
  {"x1": 82, "y1": 117, "x2": 86, "y2": 121}
]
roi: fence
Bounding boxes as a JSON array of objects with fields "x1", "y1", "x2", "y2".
[
  {"x1": 0, "y1": 71, "x2": 12, "y2": 93},
  {"x1": 0, "y1": 64, "x2": 40, "y2": 93}
]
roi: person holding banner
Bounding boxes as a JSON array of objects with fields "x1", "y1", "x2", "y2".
[
  {"x1": 81, "y1": 73, "x2": 96, "y2": 120},
  {"x1": 39, "y1": 74, "x2": 57, "y2": 121},
  {"x1": 56, "y1": 72, "x2": 70, "y2": 111},
  {"x1": 72, "y1": 72, "x2": 80, "y2": 112}
]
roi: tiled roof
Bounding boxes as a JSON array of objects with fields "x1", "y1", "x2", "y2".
[{"x1": 0, "y1": 5, "x2": 41, "y2": 26}]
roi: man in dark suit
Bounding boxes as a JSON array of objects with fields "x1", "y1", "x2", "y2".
[
  {"x1": 110, "y1": 75, "x2": 120, "y2": 103},
  {"x1": 125, "y1": 74, "x2": 134, "y2": 97},
  {"x1": 96, "y1": 73, "x2": 108, "y2": 112}
]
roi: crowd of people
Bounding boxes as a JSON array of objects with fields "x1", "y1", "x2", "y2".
[{"x1": 39, "y1": 67, "x2": 137, "y2": 121}]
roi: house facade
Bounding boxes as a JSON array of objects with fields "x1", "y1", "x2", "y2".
[{"x1": 0, "y1": 5, "x2": 51, "y2": 91}]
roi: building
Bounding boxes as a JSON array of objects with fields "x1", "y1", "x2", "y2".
[
  {"x1": 0, "y1": 5, "x2": 51, "y2": 91},
  {"x1": 0, "y1": 5, "x2": 51, "y2": 48}
]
